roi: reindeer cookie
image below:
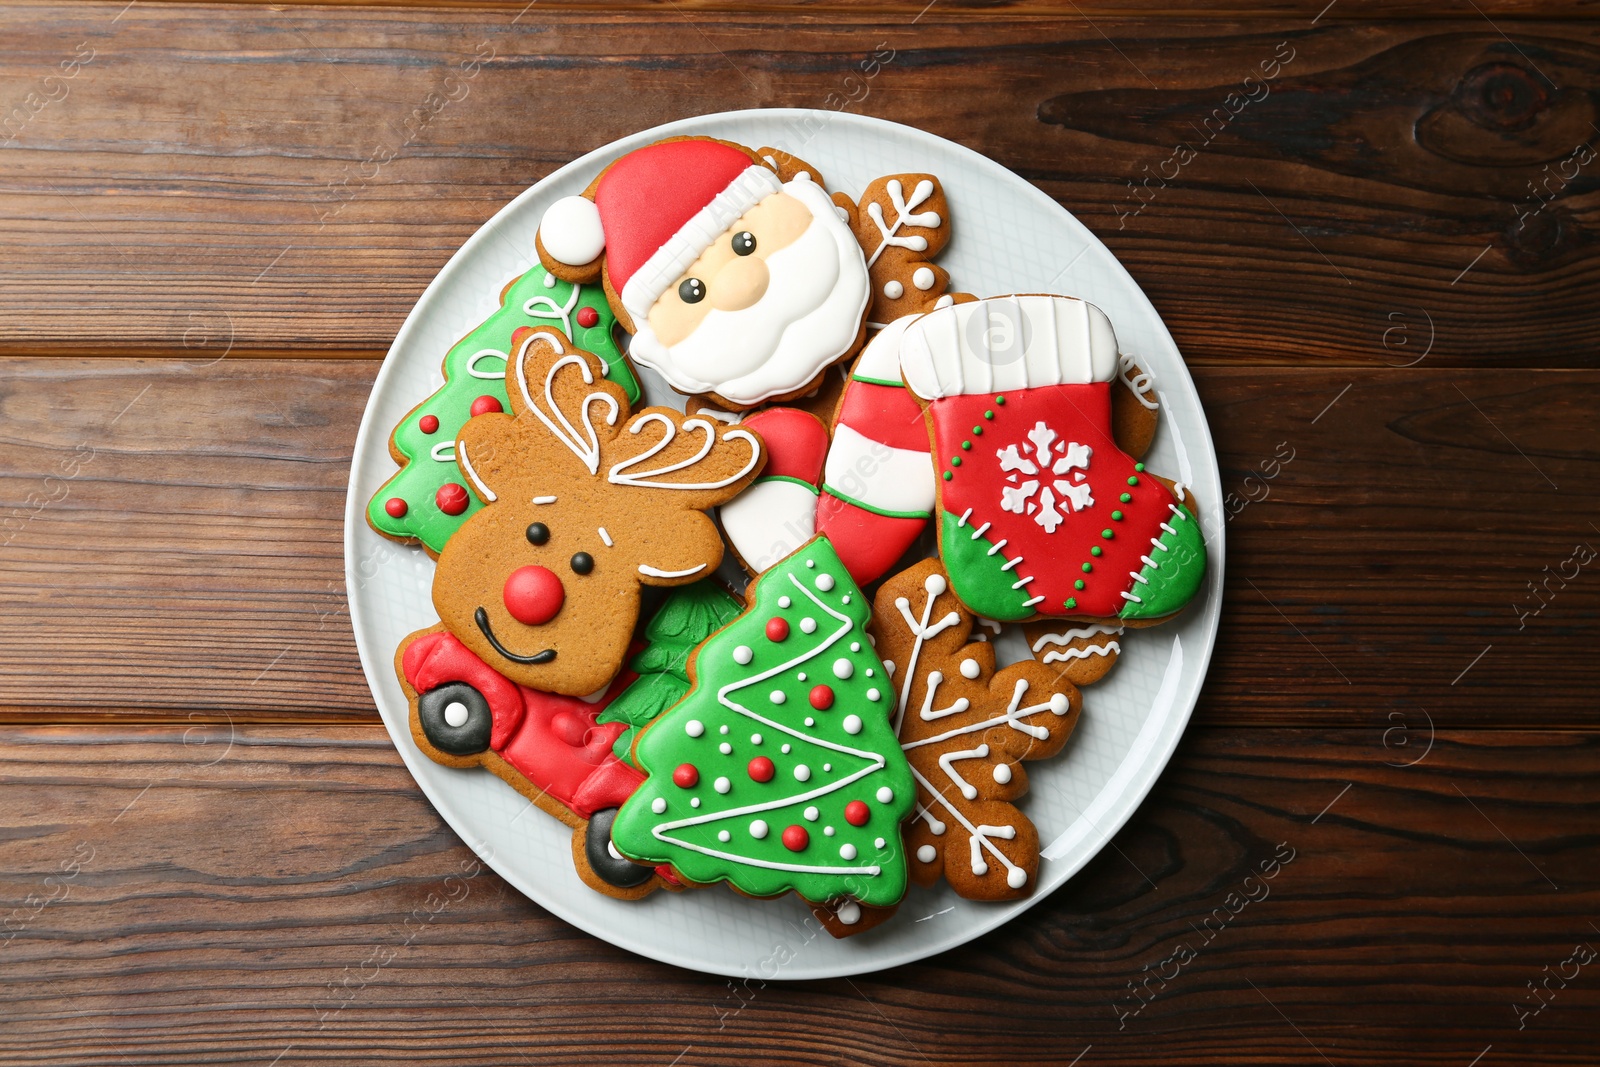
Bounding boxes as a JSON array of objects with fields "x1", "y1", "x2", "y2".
[{"x1": 431, "y1": 325, "x2": 765, "y2": 697}]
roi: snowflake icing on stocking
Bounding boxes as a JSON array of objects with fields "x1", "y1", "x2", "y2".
[{"x1": 997, "y1": 421, "x2": 1093, "y2": 534}]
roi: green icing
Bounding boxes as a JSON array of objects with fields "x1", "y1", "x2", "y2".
[
  {"x1": 598, "y1": 581, "x2": 742, "y2": 767},
  {"x1": 366, "y1": 270, "x2": 638, "y2": 554},
  {"x1": 611, "y1": 537, "x2": 915, "y2": 907},
  {"x1": 1119, "y1": 503, "x2": 1206, "y2": 620},
  {"x1": 938, "y1": 511, "x2": 1033, "y2": 621}
]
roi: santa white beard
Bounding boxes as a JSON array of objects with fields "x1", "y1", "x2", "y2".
[{"x1": 627, "y1": 177, "x2": 870, "y2": 408}]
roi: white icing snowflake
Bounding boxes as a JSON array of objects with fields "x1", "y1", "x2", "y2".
[{"x1": 996, "y1": 421, "x2": 1092, "y2": 533}]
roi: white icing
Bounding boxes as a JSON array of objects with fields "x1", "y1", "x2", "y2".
[
  {"x1": 443, "y1": 701, "x2": 469, "y2": 728},
  {"x1": 750, "y1": 733, "x2": 762, "y2": 744},
  {"x1": 874, "y1": 837, "x2": 885, "y2": 849},
  {"x1": 455, "y1": 441, "x2": 497, "y2": 502},
  {"x1": 512, "y1": 331, "x2": 619, "y2": 476},
  {"x1": 794, "y1": 764, "x2": 811, "y2": 782},
  {"x1": 822, "y1": 423, "x2": 936, "y2": 516},
  {"x1": 779, "y1": 596, "x2": 792, "y2": 608},
  {"x1": 843, "y1": 714, "x2": 863, "y2": 735},
  {"x1": 839, "y1": 843, "x2": 858, "y2": 860},
  {"x1": 531, "y1": 495, "x2": 557, "y2": 504},
  {"x1": 1041, "y1": 643, "x2": 1121, "y2": 664},
  {"x1": 876, "y1": 787, "x2": 894, "y2": 804},
  {"x1": 852, "y1": 313, "x2": 916, "y2": 383},
  {"x1": 718, "y1": 829, "x2": 731, "y2": 842},
  {"x1": 959, "y1": 658, "x2": 981, "y2": 680},
  {"x1": 750, "y1": 819, "x2": 769, "y2": 839},
  {"x1": 867, "y1": 689, "x2": 880, "y2": 701},
  {"x1": 939, "y1": 743, "x2": 988, "y2": 799},
  {"x1": 686, "y1": 720, "x2": 704, "y2": 737},
  {"x1": 800, "y1": 618, "x2": 817, "y2": 634},
  {"x1": 917, "y1": 844, "x2": 937, "y2": 863},
  {"x1": 539, "y1": 194, "x2": 606, "y2": 265},
  {"x1": 993, "y1": 763, "x2": 1013, "y2": 785},
  {"x1": 898, "y1": 295, "x2": 1120, "y2": 400},
  {"x1": 652, "y1": 797, "x2": 668, "y2": 814},
  {"x1": 713, "y1": 776, "x2": 731, "y2": 794},
  {"x1": 816, "y1": 573, "x2": 835, "y2": 592},
  {"x1": 721, "y1": 477, "x2": 819, "y2": 575},
  {"x1": 836, "y1": 900, "x2": 861, "y2": 925},
  {"x1": 1119, "y1": 352, "x2": 1160, "y2": 410},
  {"x1": 719, "y1": 742, "x2": 732, "y2": 755},
  {"x1": 638, "y1": 563, "x2": 707, "y2": 579},
  {"x1": 833, "y1": 658, "x2": 854, "y2": 679},
  {"x1": 429, "y1": 441, "x2": 456, "y2": 463},
  {"x1": 608, "y1": 415, "x2": 761, "y2": 491},
  {"x1": 883, "y1": 280, "x2": 904, "y2": 300},
  {"x1": 1030, "y1": 624, "x2": 1124, "y2": 650},
  {"x1": 733, "y1": 645, "x2": 753, "y2": 665},
  {"x1": 597, "y1": 527, "x2": 613, "y2": 547},
  {"x1": 524, "y1": 283, "x2": 581, "y2": 340},
  {"x1": 804, "y1": 806, "x2": 820, "y2": 821},
  {"x1": 769, "y1": 690, "x2": 786, "y2": 705},
  {"x1": 864, "y1": 178, "x2": 941, "y2": 268},
  {"x1": 466, "y1": 348, "x2": 508, "y2": 380},
  {"x1": 912, "y1": 266, "x2": 936, "y2": 291}
]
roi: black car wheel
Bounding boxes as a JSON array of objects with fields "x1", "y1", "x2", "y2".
[
  {"x1": 585, "y1": 807, "x2": 653, "y2": 888},
  {"x1": 416, "y1": 682, "x2": 493, "y2": 756}
]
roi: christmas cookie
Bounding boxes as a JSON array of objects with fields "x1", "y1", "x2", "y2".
[
  {"x1": 1022, "y1": 621, "x2": 1123, "y2": 686},
  {"x1": 899, "y1": 294, "x2": 1206, "y2": 623},
  {"x1": 367, "y1": 269, "x2": 637, "y2": 556},
  {"x1": 610, "y1": 536, "x2": 917, "y2": 916},
  {"x1": 718, "y1": 406, "x2": 832, "y2": 576},
  {"x1": 535, "y1": 136, "x2": 871, "y2": 410},
  {"x1": 849, "y1": 174, "x2": 953, "y2": 329},
  {"x1": 872, "y1": 558, "x2": 1081, "y2": 900},
  {"x1": 431, "y1": 325, "x2": 763, "y2": 697}
]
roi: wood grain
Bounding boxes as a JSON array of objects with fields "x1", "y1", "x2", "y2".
[
  {"x1": 2, "y1": 6, "x2": 1596, "y2": 364},
  {"x1": 1, "y1": 724, "x2": 1595, "y2": 1065},
  {"x1": 0, "y1": 358, "x2": 1595, "y2": 726}
]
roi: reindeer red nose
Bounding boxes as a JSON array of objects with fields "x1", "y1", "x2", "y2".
[{"x1": 503, "y1": 565, "x2": 565, "y2": 625}]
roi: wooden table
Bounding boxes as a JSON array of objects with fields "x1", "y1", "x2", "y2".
[{"x1": 3, "y1": 2, "x2": 1597, "y2": 1063}]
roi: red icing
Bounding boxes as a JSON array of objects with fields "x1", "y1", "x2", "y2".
[
  {"x1": 673, "y1": 763, "x2": 700, "y2": 788},
  {"x1": 384, "y1": 497, "x2": 408, "y2": 518},
  {"x1": 747, "y1": 756, "x2": 775, "y2": 783},
  {"x1": 502, "y1": 565, "x2": 565, "y2": 626},
  {"x1": 419, "y1": 414, "x2": 440, "y2": 434},
  {"x1": 781, "y1": 825, "x2": 810, "y2": 852},
  {"x1": 808, "y1": 684, "x2": 834, "y2": 710},
  {"x1": 742, "y1": 408, "x2": 830, "y2": 485},
  {"x1": 816, "y1": 492, "x2": 925, "y2": 586},
  {"x1": 470, "y1": 395, "x2": 503, "y2": 417},
  {"x1": 765, "y1": 617, "x2": 790, "y2": 642},
  {"x1": 844, "y1": 800, "x2": 870, "y2": 826},
  {"x1": 836, "y1": 379, "x2": 930, "y2": 453},
  {"x1": 400, "y1": 630, "x2": 641, "y2": 818},
  {"x1": 436, "y1": 483, "x2": 470, "y2": 515},
  {"x1": 576, "y1": 305, "x2": 600, "y2": 329}
]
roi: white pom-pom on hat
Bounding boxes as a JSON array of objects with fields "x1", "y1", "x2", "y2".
[{"x1": 539, "y1": 194, "x2": 606, "y2": 266}]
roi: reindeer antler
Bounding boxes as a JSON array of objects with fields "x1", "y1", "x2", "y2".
[
  {"x1": 608, "y1": 414, "x2": 760, "y2": 491},
  {"x1": 510, "y1": 328, "x2": 621, "y2": 474}
]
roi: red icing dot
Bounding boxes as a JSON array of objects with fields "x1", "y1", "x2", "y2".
[
  {"x1": 747, "y1": 756, "x2": 775, "y2": 783},
  {"x1": 501, "y1": 565, "x2": 565, "y2": 625},
  {"x1": 576, "y1": 306, "x2": 600, "y2": 329},
  {"x1": 418, "y1": 414, "x2": 440, "y2": 434},
  {"x1": 781, "y1": 825, "x2": 810, "y2": 852},
  {"x1": 809, "y1": 685, "x2": 835, "y2": 710},
  {"x1": 844, "y1": 800, "x2": 870, "y2": 827},
  {"x1": 436, "y1": 483, "x2": 470, "y2": 515},
  {"x1": 383, "y1": 497, "x2": 408, "y2": 518},
  {"x1": 470, "y1": 395, "x2": 503, "y2": 417},
  {"x1": 766, "y1": 617, "x2": 790, "y2": 642},
  {"x1": 672, "y1": 763, "x2": 699, "y2": 789}
]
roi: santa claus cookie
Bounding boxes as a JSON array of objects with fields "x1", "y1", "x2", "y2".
[
  {"x1": 898, "y1": 295, "x2": 1206, "y2": 624},
  {"x1": 535, "y1": 136, "x2": 871, "y2": 410}
]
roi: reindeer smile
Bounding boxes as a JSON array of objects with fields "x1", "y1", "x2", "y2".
[{"x1": 474, "y1": 607, "x2": 556, "y2": 665}]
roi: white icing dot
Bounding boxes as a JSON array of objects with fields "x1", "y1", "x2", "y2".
[
  {"x1": 1050, "y1": 693, "x2": 1071, "y2": 715},
  {"x1": 719, "y1": 742, "x2": 733, "y2": 755},
  {"x1": 850, "y1": 641, "x2": 861, "y2": 652},
  {"x1": 1007, "y1": 868, "x2": 1028, "y2": 889},
  {"x1": 842, "y1": 594, "x2": 851, "y2": 605},
  {"x1": 824, "y1": 826, "x2": 836, "y2": 837},
  {"x1": 443, "y1": 701, "x2": 469, "y2": 728},
  {"x1": 837, "y1": 901, "x2": 862, "y2": 925},
  {"x1": 833, "y1": 658, "x2": 854, "y2": 680},
  {"x1": 794, "y1": 764, "x2": 812, "y2": 782},
  {"x1": 816, "y1": 573, "x2": 835, "y2": 592},
  {"x1": 720, "y1": 724, "x2": 730, "y2": 734},
  {"x1": 842, "y1": 714, "x2": 863, "y2": 735},
  {"x1": 797, "y1": 672, "x2": 807, "y2": 682},
  {"x1": 917, "y1": 845, "x2": 937, "y2": 863},
  {"x1": 691, "y1": 797, "x2": 701, "y2": 808},
  {"x1": 876, "y1": 787, "x2": 894, "y2": 804},
  {"x1": 733, "y1": 645, "x2": 753, "y2": 665},
  {"x1": 804, "y1": 806, "x2": 819, "y2": 821},
  {"x1": 884, "y1": 660, "x2": 896, "y2": 677},
  {"x1": 805, "y1": 559, "x2": 815, "y2": 568},
  {"x1": 994, "y1": 763, "x2": 1013, "y2": 784},
  {"x1": 800, "y1": 617, "x2": 817, "y2": 634},
  {"x1": 960, "y1": 658, "x2": 981, "y2": 679},
  {"x1": 685, "y1": 720, "x2": 705, "y2": 738},
  {"x1": 718, "y1": 830, "x2": 731, "y2": 842},
  {"x1": 823, "y1": 763, "x2": 832, "y2": 772},
  {"x1": 925, "y1": 573, "x2": 947, "y2": 596},
  {"x1": 804, "y1": 717, "x2": 815, "y2": 727},
  {"x1": 875, "y1": 837, "x2": 886, "y2": 849},
  {"x1": 543, "y1": 272, "x2": 556, "y2": 287},
  {"x1": 781, "y1": 743, "x2": 791, "y2": 754},
  {"x1": 750, "y1": 819, "x2": 769, "y2": 839},
  {"x1": 778, "y1": 596, "x2": 792, "y2": 608},
  {"x1": 839, "y1": 843, "x2": 858, "y2": 860},
  {"x1": 883, "y1": 279, "x2": 904, "y2": 299},
  {"x1": 865, "y1": 668, "x2": 875, "y2": 678},
  {"x1": 750, "y1": 733, "x2": 762, "y2": 745},
  {"x1": 651, "y1": 797, "x2": 667, "y2": 814},
  {"x1": 714, "y1": 776, "x2": 731, "y2": 794},
  {"x1": 770, "y1": 690, "x2": 786, "y2": 705},
  {"x1": 912, "y1": 266, "x2": 936, "y2": 291},
  {"x1": 866, "y1": 688, "x2": 881, "y2": 701}
]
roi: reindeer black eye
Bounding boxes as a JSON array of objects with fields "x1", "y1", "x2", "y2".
[
  {"x1": 678, "y1": 278, "x2": 705, "y2": 304},
  {"x1": 732, "y1": 231, "x2": 756, "y2": 256},
  {"x1": 525, "y1": 523, "x2": 549, "y2": 546},
  {"x1": 570, "y1": 552, "x2": 594, "y2": 575}
]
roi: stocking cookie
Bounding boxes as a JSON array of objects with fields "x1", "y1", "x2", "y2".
[{"x1": 873, "y1": 559, "x2": 1081, "y2": 899}]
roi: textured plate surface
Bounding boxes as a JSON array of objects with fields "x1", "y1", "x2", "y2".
[{"x1": 344, "y1": 109, "x2": 1225, "y2": 979}]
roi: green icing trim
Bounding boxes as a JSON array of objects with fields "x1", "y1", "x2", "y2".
[
  {"x1": 611, "y1": 537, "x2": 915, "y2": 906},
  {"x1": 761, "y1": 474, "x2": 824, "y2": 493},
  {"x1": 938, "y1": 511, "x2": 1033, "y2": 621},
  {"x1": 1119, "y1": 503, "x2": 1207, "y2": 620},
  {"x1": 821, "y1": 484, "x2": 929, "y2": 521},
  {"x1": 850, "y1": 372, "x2": 903, "y2": 388},
  {"x1": 366, "y1": 270, "x2": 638, "y2": 555}
]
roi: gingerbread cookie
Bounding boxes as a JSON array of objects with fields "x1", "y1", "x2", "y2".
[
  {"x1": 367, "y1": 269, "x2": 637, "y2": 556},
  {"x1": 872, "y1": 558, "x2": 1081, "y2": 900},
  {"x1": 1022, "y1": 621, "x2": 1123, "y2": 686},
  {"x1": 431, "y1": 325, "x2": 763, "y2": 697},
  {"x1": 849, "y1": 174, "x2": 952, "y2": 329},
  {"x1": 610, "y1": 536, "x2": 916, "y2": 916},
  {"x1": 535, "y1": 136, "x2": 871, "y2": 410}
]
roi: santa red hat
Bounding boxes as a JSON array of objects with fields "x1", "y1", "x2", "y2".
[{"x1": 537, "y1": 140, "x2": 783, "y2": 324}]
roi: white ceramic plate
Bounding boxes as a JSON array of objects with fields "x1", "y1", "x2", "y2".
[{"x1": 345, "y1": 109, "x2": 1224, "y2": 979}]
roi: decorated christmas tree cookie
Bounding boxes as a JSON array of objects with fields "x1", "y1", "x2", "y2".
[
  {"x1": 611, "y1": 536, "x2": 916, "y2": 909},
  {"x1": 366, "y1": 269, "x2": 639, "y2": 555}
]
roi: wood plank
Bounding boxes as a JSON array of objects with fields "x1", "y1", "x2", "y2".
[
  {"x1": 0, "y1": 724, "x2": 1595, "y2": 1064},
  {"x1": 2, "y1": 7, "x2": 1597, "y2": 364},
  {"x1": 0, "y1": 358, "x2": 1596, "y2": 726}
]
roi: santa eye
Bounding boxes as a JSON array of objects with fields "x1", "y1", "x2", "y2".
[
  {"x1": 732, "y1": 231, "x2": 756, "y2": 256},
  {"x1": 678, "y1": 278, "x2": 706, "y2": 303},
  {"x1": 570, "y1": 552, "x2": 595, "y2": 575},
  {"x1": 525, "y1": 523, "x2": 550, "y2": 545}
]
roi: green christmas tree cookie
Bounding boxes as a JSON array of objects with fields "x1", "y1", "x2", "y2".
[
  {"x1": 598, "y1": 580, "x2": 743, "y2": 767},
  {"x1": 366, "y1": 269, "x2": 639, "y2": 555},
  {"x1": 611, "y1": 537, "x2": 916, "y2": 908}
]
